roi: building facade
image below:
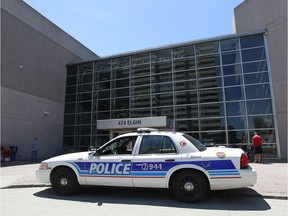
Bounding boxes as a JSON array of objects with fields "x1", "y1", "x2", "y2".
[
  {"x1": 1, "y1": 0, "x2": 98, "y2": 160},
  {"x1": 64, "y1": 32, "x2": 279, "y2": 158},
  {"x1": 233, "y1": 0, "x2": 287, "y2": 160}
]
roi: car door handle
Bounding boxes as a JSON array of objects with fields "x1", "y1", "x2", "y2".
[
  {"x1": 165, "y1": 159, "x2": 175, "y2": 162},
  {"x1": 121, "y1": 160, "x2": 131, "y2": 162}
]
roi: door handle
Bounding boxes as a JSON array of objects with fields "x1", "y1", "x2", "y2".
[
  {"x1": 121, "y1": 159, "x2": 131, "y2": 162},
  {"x1": 165, "y1": 159, "x2": 175, "y2": 162}
]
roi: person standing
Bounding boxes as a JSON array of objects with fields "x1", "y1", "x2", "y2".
[
  {"x1": 31, "y1": 137, "x2": 39, "y2": 162},
  {"x1": 252, "y1": 132, "x2": 263, "y2": 163}
]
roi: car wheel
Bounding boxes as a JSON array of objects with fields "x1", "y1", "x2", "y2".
[
  {"x1": 172, "y1": 170, "x2": 207, "y2": 203},
  {"x1": 51, "y1": 167, "x2": 79, "y2": 196}
]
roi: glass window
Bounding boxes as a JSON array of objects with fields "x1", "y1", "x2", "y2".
[
  {"x1": 131, "y1": 53, "x2": 150, "y2": 65},
  {"x1": 224, "y1": 75, "x2": 242, "y2": 86},
  {"x1": 76, "y1": 113, "x2": 92, "y2": 125},
  {"x1": 240, "y1": 34, "x2": 264, "y2": 49},
  {"x1": 97, "y1": 111, "x2": 110, "y2": 120},
  {"x1": 152, "y1": 83, "x2": 172, "y2": 94},
  {"x1": 152, "y1": 107, "x2": 173, "y2": 118},
  {"x1": 64, "y1": 114, "x2": 75, "y2": 125},
  {"x1": 112, "y1": 110, "x2": 129, "y2": 118},
  {"x1": 175, "y1": 105, "x2": 198, "y2": 118},
  {"x1": 152, "y1": 94, "x2": 173, "y2": 106},
  {"x1": 131, "y1": 76, "x2": 150, "y2": 86},
  {"x1": 196, "y1": 41, "x2": 219, "y2": 55},
  {"x1": 225, "y1": 86, "x2": 244, "y2": 101},
  {"x1": 248, "y1": 115, "x2": 274, "y2": 129},
  {"x1": 98, "y1": 100, "x2": 110, "y2": 111},
  {"x1": 198, "y1": 67, "x2": 221, "y2": 79},
  {"x1": 174, "y1": 80, "x2": 197, "y2": 91},
  {"x1": 115, "y1": 79, "x2": 129, "y2": 88},
  {"x1": 201, "y1": 131, "x2": 226, "y2": 144},
  {"x1": 76, "y1": 101, "x2": 92, "y2": 112},
  {"x1": 139, "y1": 135, "x2": 177, "y2": 154},
  {"x1": 98, "y1": 90, "x2": 110, "y2": 99},
  {"x1": 67, "y1": 65, "x2": 78, "y2": 76},
  {"x1": 98, "y1": 81, "x2": 110, "y2": 90},
  {"x1": 198, "y1": 77, "x2": 222, "y2": 89},
  {"x1": 197, "y1": 54, "x2": 220, "y2": 68},
  {"x1": 245, "y1": 84, "x2": 271, "y2": 99},
  {"x1": 175, "y1": 120, "x2": 199, "y2": 131},
  {"x1": 201, "y1": 118, "x2": 225, "y2": 131},
  {"x1": 131, "y1": 109, "x2": 151, "y2": 118},
  {"x1": 131, "y1": 65, "x2": 150, "y2": 77},
  {"x1": 247, "y1": 99, "x2": 273, "y2": 115},
  {"x1": 76, "y1": 125, "x2": 91, "y2": 135},
  {"x1": 78, "y1": 84, "x2": 92, "y2": 93},
  {"x1": 249, "y1": 130, "x2": 276, "y2": 143},
  {"x1": 64, "y1": 126, "x2": 74, "y2": 136},
  {"x1": 173, "y1": 45, "x2": 194, "y2": 59},
  {"x1": 244, "y1": 72, "x2": 269, "y2": 84},
  {"x1": 152, "y1": 73, "x2": 172, "y2": 83},
  {"x1": 65, "y1": 94, "x2": 76, "y2": 103},
  {"x1": 151, "y1": 62, "x2": 172, "y2": 74},
  {"x1": 65, "y1": 103, "x2": 76, "y2": 114},
  {"x1": 98, "y1": 70, "x2": 110, "y2": 81},
  {"x1": 131, "y1": 95, "x2": 150, "y2": 108},
  {"x1": 174, "y1": 70, "x2": 196, "y2": 81},
  {"x1": 95, "y1": 60, "x2": 111, "y2": 71},
  {"x1": 199, "y1": 88, "x2": 223, "y2": 103},
  {"x1": 78, "y1": 73, "x2": 93, "y2": 85},
  {"x1": 100, "y1": 136, "x2": 138, "y2": 155},
  {"x1": 114, "y1": 68, "x2": 130, "y2": 79},
  {"x1": 173, "y1": 58, "x2": 195, "y2": 71},
  {"x1": 66, "y1": 85, "x2": 77, "y2": 94},
  {"x1": 151, "y1": 49, "x2": 171, "y2": 62},
  {"x1": 222, "y1": 51, "x2": 240, "y2": 65},
  {"x1": 227, "y1": 117, "x2": 246, "y2": 130},
  {"x1": 77, "y1": 92, "x2": 92, "y2": 101},
  {"x1": 223, "y1": 64, "x2": 242, "y2": 76},
  {"x1": 175, "y1": 91, "x2": 198, "y2": 105},
  {"x1": 226, "y1": 101, "x2": 246, "y2": 116},
  {"x1": 66, "y1": 76, "x2": 77, "y2": 86},
  {"x1": 221, "y1": 38, "x2": 239, "y2": 52},
  {"x1": 112, "y1": 56, "x2": 130, "y2": 68},
  {"x1": 243, "y1": 61, "x2": 267, "y2": 73},
  {"x1": 131, "y1": 85, "x2": 150, "y2": 96},
  {"x1": 228, "y1": 130, "x2": 247, "y2": 144},
  {"x1": 200, "y1": 103, "x2": 224, "y2": 117},
  {"x1": 241, "y1": 47, "x2": 266, "y2": 62},
  {"x1": 114, "y1": 88, "x2": 129, "y2": 97},
  {"x1": 113, "y1": 97, "x2": 129, "y2": 110}
]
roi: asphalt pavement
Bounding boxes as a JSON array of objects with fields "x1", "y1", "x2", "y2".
[{"x1": 0, "y1": 160, "x2": 287, "y2": 199}]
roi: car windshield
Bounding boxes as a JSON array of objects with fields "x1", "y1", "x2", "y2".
[{"x1": 182, "y1": 134, "x2": 207, "y2": 152}]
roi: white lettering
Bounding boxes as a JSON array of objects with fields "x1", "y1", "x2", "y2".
[
  {"x1": 88, "y1": 163, "x2": 131, "y2": 175},
  {"x1": 123, "y1": 164, "x2": 131, "y2": 174},
  {"x1": 96, "y1": 163, "x2": 105, "y2": 173},
  {"x1": 89, "y1": 163, "x2": 97, "y2": 173}
]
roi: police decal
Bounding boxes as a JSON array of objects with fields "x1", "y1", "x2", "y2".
[{"x1": 88, "y1": 162, "x2": 132, "y2": 175}]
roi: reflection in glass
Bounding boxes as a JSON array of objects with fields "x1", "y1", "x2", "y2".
[
  {"x1": 249, "y1": 130, "x2": 276, "y2": 143},
  {"x1": 197, "y1": 54, "x2": 220, "y2": 68},
  {"x1": 196, "y1": 41, "x2": 219, "y2": 55},
  {"x1": 248, "y1": 115, "x2": 274, "y2": 129},
  {"x1": 227, "y1": 117, "x2": 246, "y2": 130},
  {"x1": 223, "y1": 64, "x2": 242, "y2": 76},
  {"x1": 95, "y1": 60, "x2": 111, "y2": 71},
  {"x1": 226, "y1": 101, "x2": 246, "y2": 116},
  {"x1": 201, "y1": 118, "x2": 225, "y2": 131},
  {"x1": 131, "y1": 53, "x2": 150, "y2": 65},
  {"x1": 222, "y1": 51, "x2": 240, "y2": 65},
  {"x1": 240, "y1": 34, "x2": 264, "y2": 49},
  {"x1": 173, "y1": 45, "x2": 194, "y2": 59},
  {"x1": 198, "y1": 67, "x2": 221, "y2": 78},
  {"x1": 98, "y1": 100, "x2": 110, "y2": 111},
  {"x1": 174, "y1": 58, "x2": 195, "y2": 71},
  {"x1": 174, "y1": 80, "x2": 197, "y2": 91},
  {"x1": 112, "y1": 56, "x2": 130, "y2": 68},
  {"x1": 201, "y1": 131, "x2": 226, "y2": 144},
  {"x1": 200, "y1": 103, "x2": 224, "y2": 117},
  {"x1": 245, "y1": 84, "x2": 271, "y2": 99},
  {"x1": 131, "y1": 95, "x2": 150, "y2": 108},
  {"x1": 247, "y1": 100, "x2": 272, "y2": 115},
  {"x1": 131, "y1": 65, "x2": 150, "y2": 77},
  {"x1": 151, "y1": 49, "x2": 171, "y2": 62},
  {"x1": 228, "y1": 130, "x2": 247, "y2": 144},
  {"x1": 152, "y1": 94, "x2": 173, "y2": 107},
  {"x1": 225, "y1": 86, "x2": 244, "y2": 101},
  {"x1": 64, "y1": 114, "x2": 75, "y2": 125},
  {"x1": 131, "y1": 85, "x2": 150, "y2": 96},
  {"x1": 243, "y1": 61, "x2": 267, "y2": 73},
  {"x1": 131, "y1": 109, "x2": 151, "y2": 118},
  {"x1": 244, "y1": 72, "x2": 269, "y2": 84},
  {"x1": 221, "y1": 38, "x2": 239, "y2": 52},
  {"x1": 152, "y1": 62, "x2": 172, "y2": 74},
  {"x1": 176, "y1": 120, "x2": 199, "y2": 131},
  {"x1": 224, "y1": 75, "x2": 242, "y2": 86},
  {"x1": 153, "y1": 83, "x2": 172, "y2": 94},
  {"x1": 131, "y1": 76, "x2": 150, "y2": 86},
  {"x1": 152, "y1": 73, "x2": 172, "y2": 83},
  {"x1": 199, "y1": 88, "x2": 223, "y2": 103},
  {"x1": 175, "y1": 91, "x2": 197, "y2": 105},
  {"x1": 66, "y1": 76, "x2": 77, "y2": 86},
  {"x1": 176, "y1": 105, "x2": 198, "y2": 118},
  {"x1": 152, "y1": 107, "x2": 173, "y2": 118},
  {"x1": 242, "y1": 47, "x2": 266, "y2": 62},
  {"x1": 174, "y1": 70, "x2": 196, "y2": 81},
  {"x1": 198, "y1": 77, "x2": 222, "y2": 89}
]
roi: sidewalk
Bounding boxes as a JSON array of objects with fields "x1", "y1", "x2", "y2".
[{"x1": 0, "y1": 160, "x2": 287, "y2": 199}]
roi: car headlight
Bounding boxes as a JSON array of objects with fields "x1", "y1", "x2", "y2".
[{"x1": 39, "y1": 163, "x2": 50, "y2": 170}]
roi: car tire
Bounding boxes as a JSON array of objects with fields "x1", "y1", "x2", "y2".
[
  {"x1": 172, "y1": 170, "x2": 208, "y2": 203},
  {"x1": 51, "y1": 167, "x2": 79, "y2": 196}
]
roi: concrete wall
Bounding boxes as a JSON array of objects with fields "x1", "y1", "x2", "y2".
[
  {"x1": 234, "y1": 0, "x2": 288, "y2": 159},
  {"x1": 1, "y1": 0, "x2": 99, "y2": 160}
]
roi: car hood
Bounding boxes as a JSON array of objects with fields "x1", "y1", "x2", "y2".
[{"x1": 43, "y1": 151, "x2": 91, "y2": 163}]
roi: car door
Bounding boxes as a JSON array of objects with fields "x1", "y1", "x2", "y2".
[
  {"x1": 85, "y1": 135, "x2": 138, "y2": 187},
  {"x1": 132, "y1": 134, "x2": 181, "y2": 188}
]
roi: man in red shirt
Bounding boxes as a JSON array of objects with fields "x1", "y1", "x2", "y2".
[{"x1": 252, "y1": 132, "x2": 263, "y2": 163}]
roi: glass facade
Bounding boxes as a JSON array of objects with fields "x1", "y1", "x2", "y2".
[{"x1": 64, "y1": 33, "x2": 278, "y2": 158}]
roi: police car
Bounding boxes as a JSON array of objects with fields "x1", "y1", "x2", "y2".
[{"x1": 36, "y1": 128, "x2": 257, "y2": 203}]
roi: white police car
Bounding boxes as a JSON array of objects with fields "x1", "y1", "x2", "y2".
[{"x1": 36, "y1": 128, "x2": 256, "y2": 203}]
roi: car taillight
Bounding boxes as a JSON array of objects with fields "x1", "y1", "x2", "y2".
[{"x1": 240, "y1": 153, "x2": 249, "y2": 169}]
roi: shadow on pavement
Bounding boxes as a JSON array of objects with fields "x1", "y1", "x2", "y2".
[{"x1": 34, "y1": 187, "x2": 271, "y2": 211}]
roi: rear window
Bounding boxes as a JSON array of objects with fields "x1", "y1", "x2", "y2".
[{"x1": 182, "y1": 134, "x2": 207, "y2": 151}]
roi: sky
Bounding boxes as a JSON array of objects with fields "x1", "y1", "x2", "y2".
[{"x1": 23, "y1": 0, "x2": 244, "y2": 57}]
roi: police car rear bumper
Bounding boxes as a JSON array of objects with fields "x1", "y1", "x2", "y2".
[
  {"x1": 210, "y1": 166, "x2": 257, "y2": 190},
  {"x1": 36, "y1": 169, "x2": 51, "y2": 184}
]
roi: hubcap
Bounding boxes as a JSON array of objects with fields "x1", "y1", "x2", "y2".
[
  {"x1": 184, "y1": 182, "x2": 194, "y2": 191},
  {"x1": 60, "y1": 178, "x2": 68, "y2": 186}
]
